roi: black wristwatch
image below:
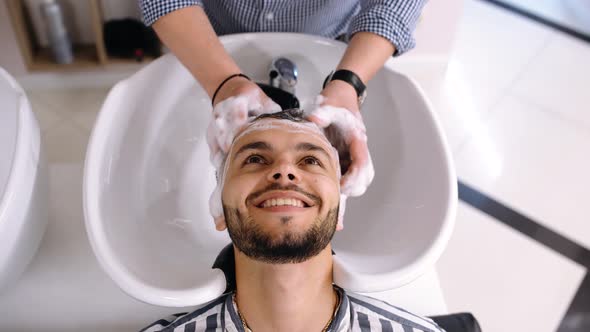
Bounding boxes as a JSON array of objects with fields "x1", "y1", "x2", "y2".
[{"x1": 322, "y1": 69, "x2": 367, "y2": 107}]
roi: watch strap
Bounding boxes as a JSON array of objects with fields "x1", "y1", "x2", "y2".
[{"x1": 322, "y1": 69, "x2": 366, "y2": 98}]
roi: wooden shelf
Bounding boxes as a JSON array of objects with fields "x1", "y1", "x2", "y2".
[
  {"x1": 6, "y1": 0, "x2": 156, "y2": 72},
  {"x1": 28, "y1": 44, "x2": 100, "y2": 71}
]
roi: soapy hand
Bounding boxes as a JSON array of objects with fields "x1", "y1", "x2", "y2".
[
  {"x1": 207, "y1": 80, "x2": 282, "y2": 169},
  {"x1": 307, "y1": 80, "x2": 374, "y2": 198},
  {"x1": 206, "y1": 79, "x2": 281, "y2": 229}
]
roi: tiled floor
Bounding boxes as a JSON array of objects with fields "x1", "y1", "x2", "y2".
[
  {"x1": 437, "y1": 202, "x2": 585, "y2": 332},
  {"x1": 6, "y1": 0, "x2": 590, "y2": 331},
  {"x1": 430, "y1": 1, "x2": 590, "y2": 331},
  {"x1": 455, "y1": 94, "x2": 590, "y2": 249},
  {"x1": 28, "y1": 88, "x2": 110, "y2": 163},
  {"x1": 0, "y1": 164, "x2": 188, "y2": 332}
]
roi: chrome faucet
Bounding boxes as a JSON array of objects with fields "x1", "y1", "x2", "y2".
[{"x1": 269, "y1": 57, "x2": 298, "y2": 94}]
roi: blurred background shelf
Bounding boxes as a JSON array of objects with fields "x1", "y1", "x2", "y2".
[
  {"x1": 106, "y1": 55, "x2": 157, "y2": 65},
  {"x1": 5, "y1": 0, "x2": 157, "y2": 72},
  {"x1": 28, "y1": 44, "x2": 101, "y2": 71}
]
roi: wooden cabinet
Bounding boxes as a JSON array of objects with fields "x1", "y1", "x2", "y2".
[{"x1": 6, "y1": 0, "x2": 149, "y2": 72}]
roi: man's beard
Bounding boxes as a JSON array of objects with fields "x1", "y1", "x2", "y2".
[{"x1": 222, "y1": 204, "x2": 339, "y2": 264}]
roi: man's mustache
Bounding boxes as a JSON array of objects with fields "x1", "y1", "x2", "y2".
[{"x1": 247, "y1": 182, "x2": 321, "y2": 206}]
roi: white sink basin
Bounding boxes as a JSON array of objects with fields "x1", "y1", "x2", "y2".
[
  {"x1": 84, "y1": 33, "x2": 456, "y2": 307},
  {"x1": 0, "y1": 68, "x2": 48, "y2": 292}
]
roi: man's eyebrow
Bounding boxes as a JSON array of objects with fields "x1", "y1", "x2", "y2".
[
  {"x1": 232, "y1": 141, "x2": 272, "y2": 161},
  {"x1": 295, "y1": 142, "x2": 332, "y2": 160}
]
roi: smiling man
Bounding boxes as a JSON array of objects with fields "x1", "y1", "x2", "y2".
[{"x1": 141, "y1": 109, "x2": 445, "y2": 332}]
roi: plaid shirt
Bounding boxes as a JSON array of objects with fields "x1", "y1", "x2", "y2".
[{"x1": 140, "y1": 0, "x2": 426, "y2": 55}]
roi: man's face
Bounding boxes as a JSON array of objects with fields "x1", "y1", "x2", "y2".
[{"x1": 221, "y1": 119, "x2": 341, "y2": 264}]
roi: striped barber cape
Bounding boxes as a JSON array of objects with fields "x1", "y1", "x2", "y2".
[{"x1": 141, "y1": 286, "x2": 445, "y2": 332}]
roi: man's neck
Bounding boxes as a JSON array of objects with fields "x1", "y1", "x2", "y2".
[{"x1": 233, "y1": 246, "x2": 337, "y2": 332}]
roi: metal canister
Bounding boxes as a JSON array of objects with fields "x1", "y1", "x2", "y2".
[{"x1": 40, "y1": 0, "x2": 73, "y2": 64}]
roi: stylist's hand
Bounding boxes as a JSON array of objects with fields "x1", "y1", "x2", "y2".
[
  {"x1": 207, "y1": 77, "x2": 281, "y2": 168},
  {"x1": 307, "y1": 80, "x2": 374, "y2": 197}
]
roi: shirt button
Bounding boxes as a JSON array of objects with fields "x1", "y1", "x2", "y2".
[{"x1": 265, "y1": 12, "x2": 274, "y2": 20}]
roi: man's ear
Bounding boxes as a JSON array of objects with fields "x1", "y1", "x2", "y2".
[{"x1": 215, "y1": 216, "x2": 227, "y2": 231}]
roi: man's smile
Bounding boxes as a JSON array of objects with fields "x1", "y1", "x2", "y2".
[
  {"x1": 251, "y1": 190, "x2": 317, "y2": 208},
  {"x1": 253, "y1": 204, "x2": 311, "y2": 213}
]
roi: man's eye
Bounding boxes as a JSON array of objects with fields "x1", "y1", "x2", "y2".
[
  {"x1": 302, "y1": 156, "x2": 321, "y2": 166},
  {"x1": 245, "y1": 155, "x2": 266, "y2": 164}
]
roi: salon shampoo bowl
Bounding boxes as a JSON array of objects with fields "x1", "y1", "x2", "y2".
[
  {"x1": 84, "y1": 33, "x2": 457, "y2": 307},
  {"x1": 0, "y1": 68, "x2": 48, "y2": 293}
]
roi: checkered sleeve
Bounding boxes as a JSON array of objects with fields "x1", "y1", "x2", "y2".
[
  {"x1": 140, "y1": 0, "x2": 204, "y2": 26},
  {"x1": 348, "y1": 0, "x2": 427, "y2": 56}
]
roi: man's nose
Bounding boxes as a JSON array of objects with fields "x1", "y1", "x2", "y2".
[{"x1": 267, "y1": 161, "x2": 299, "y2": 183}]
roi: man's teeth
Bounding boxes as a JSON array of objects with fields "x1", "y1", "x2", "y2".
[{"x1": 261, "y1": 198, "x2": 305, "y2": 208}]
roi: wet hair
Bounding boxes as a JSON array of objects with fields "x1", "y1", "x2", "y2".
[
  {"x1": 253, "y1": 108, "x2": 308, "y2": 123},
  {"x1": 216, "y1": 107, "x2": 349, "y2": 183}
]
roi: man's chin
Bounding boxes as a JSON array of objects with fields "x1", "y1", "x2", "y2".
[
  {"x1": 239, "y1": 237, "x2": 327, "y2": 265},
  {"x1": 223, "y1": 204, "x2": 339, "y2": 264},
  {"x1": 231, "y1": 220, "x2": 330, "y2": 264}
]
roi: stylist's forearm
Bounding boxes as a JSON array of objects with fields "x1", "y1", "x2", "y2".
[
  {"x1": 336, "y1": 32, "x2": 396, "y2": 83},
  {"x1": 152, "y1": 6, "x2": 241, "y2": 98}
]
